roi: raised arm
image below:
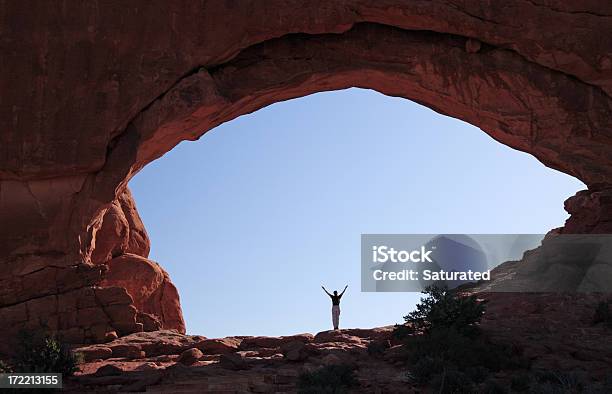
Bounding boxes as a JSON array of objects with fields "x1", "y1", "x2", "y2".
[
  {"x1": 339, "y1": 285, "x2": 348, "y2": 296},
  {"x1": 321, "y1": 285, "x2": 332, "y2": 297}
]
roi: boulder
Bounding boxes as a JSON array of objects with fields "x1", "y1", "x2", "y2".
[
  {"x1": 196, "y1": 337, "x2": 241, "y2": 355},
  {"x1": 177, "y1": 348, "x2": 203, "y2": 365}
]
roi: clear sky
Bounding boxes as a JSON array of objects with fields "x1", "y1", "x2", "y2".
[{"x1": 128, "y1": 88, "x2": 585, "y2": 338}]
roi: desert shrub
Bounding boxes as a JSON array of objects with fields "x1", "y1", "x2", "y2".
[
  {"x1": 396, "y1": 289, "x2": 610, "y2": 393},
  {"x1": 410, "y1": 355, "x2": 445, "y2": 383},
  {"x1": 392, "y1": 323, "x2": 411, "y2": 340},
  {"x1": 395, "y1": 286, "x2": 525, "y2": 392},
  {"x1": 592, "y1": 300, "x2": 612, "y2": 328},
  {"x1": 396, "y1": 285, "x2": 486, "y2": 337},
  {"x1": 12, "y1": 330, "x2": 82, "y2": 376},
  {"x1": 0, "y1": 359, "x2": 12, "y2": 372},
  {"x1": 297, "y1": 364, "x2": 358, "y2": 394},
  {"x1": 404, "y1": 326, "x2": 520, "y2": 376}
]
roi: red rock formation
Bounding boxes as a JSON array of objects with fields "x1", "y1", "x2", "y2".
[
  {"x1": 560, "y1": 188, "x2": 612, "y2": 234},
  {"x1": 1, "y1": 1, "x2": 611, "y2": 346},
  {"x1": 90, "y1": 187, "x2": 184, "y2": 333},
  {"x1": 99, "y1": 254, "x2": 185, "y2": 333},
  {"x1": 91, "y1": 188, "x2": 150, "y2": 265}
]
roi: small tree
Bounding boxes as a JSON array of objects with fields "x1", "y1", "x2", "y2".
[
  {"x1": 12, "y1": 330, "x2": 82, "y2": 376},
  {"x1": 394, "y1": 286, "x2": 522, "y2": 391},
  {"x1": 0, "y1": 359, "x2": 12, "y2": 373},
  {"x1": 401, "y1": 285, "x2": 486, "y2": 336}
]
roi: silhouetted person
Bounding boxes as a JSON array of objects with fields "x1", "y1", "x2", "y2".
[{"x1": 322, "y1": 285, "x2": 348, "y2": 330}]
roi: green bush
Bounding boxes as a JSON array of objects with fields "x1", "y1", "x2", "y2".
[
  {"x1": 394, "y1": 285, "x2": 526, "y2": 392},
  {"x1": 0, "y1": 359, "x2": 12, "y2": 373},
  {"x1": 297, "y1": 364, "x2": 358, "y2": 394},
  {"x1": 12, "y1": 330, "x2": 82, "y2": 376},
  {"x1": 395, "y1": 287, "x2": 610, "y2": 393},
  {"x1": 404, "y1": 326, "x2": 520, "y2": 375},
  {"x1": 396, "y1": 285, "x2": 486, "y2": 337},
  {"x1": 392, "y1": 323, "x2": 411, "y2": 340},
  {"x1": 410, "y1": 356, "x2": 445, "y2": 383}
]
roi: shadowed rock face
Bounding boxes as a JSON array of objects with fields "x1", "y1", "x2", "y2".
[{"x1": 1, "y1": 1, "x2": 611, "y2": 347}]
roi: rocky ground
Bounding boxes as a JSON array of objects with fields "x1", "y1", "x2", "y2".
[
  {"x1": 64, "y1": 292, "x2": 612, "y2": 393},
  {"x1": 67, "y1": 327, "x2": 408, "y2": 393}
]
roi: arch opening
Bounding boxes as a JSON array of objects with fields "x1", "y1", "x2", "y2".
[{"x1": 126, "y1": 88, "x2": 584, "y2": 336}]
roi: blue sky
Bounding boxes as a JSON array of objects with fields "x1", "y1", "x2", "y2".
[{"x1": 129, "y1": 88, "x2": 585, "y2": 338}]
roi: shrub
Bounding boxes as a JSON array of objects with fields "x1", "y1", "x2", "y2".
[
  {"x1": 395, "y1": 285, "x2": 526, "y2": 392},
  {"x1": 0, "y1": 359, "x2": 12, "y2": 373},
  {"x1": 404, "y1": 326, "x2": 519, "y2": 375},
  {"x1": 12, "y1": 330, "x2": 82, "y2": 376},
  {"x1": 592, "y1": 300, "x2": 612, "y2": 328},
  {"x1": 411, "y1": 356, "x2": 444, "y2": 383},
  {"x1": 297, "y1": 364, "x2": 358, "y2": 394},
  {"x1": 397, "y1": 285, "x2": 486, "y2": 337},
  {"x1": 392, "y1": 323, "x2": 411, "y2": 340}
]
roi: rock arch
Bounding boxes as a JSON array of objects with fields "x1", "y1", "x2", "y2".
[{"x1": 1, "y1": 1, "x2": 611, "y2": 349}]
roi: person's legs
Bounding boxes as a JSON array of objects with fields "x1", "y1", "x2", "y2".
[{"x1": 332, "y1": 305, "x2": 340, "y2": 330}]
